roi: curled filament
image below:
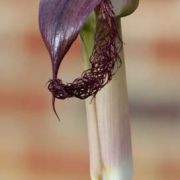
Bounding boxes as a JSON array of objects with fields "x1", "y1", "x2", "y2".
[{"x1": 48, "y1": 0, "x2": 122, "y2": 101}]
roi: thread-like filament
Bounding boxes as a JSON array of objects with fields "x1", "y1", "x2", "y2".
[{"x1": 48, "y1": 0, "x2": 122, "y2": 102}]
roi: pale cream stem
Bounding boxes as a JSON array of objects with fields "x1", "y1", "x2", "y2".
[
  {"x1": 81, "y1": 18, "x2": 132, "y2": 180},
  {"x1": 85, "y1": 99, "x2": 103, "y2": 180},
  {"x1": 81, "y1": 18, "x2": 104, "y2": 178},
  {"x1": 95, "y1": 20, "x2": 133, "y2": 180}
]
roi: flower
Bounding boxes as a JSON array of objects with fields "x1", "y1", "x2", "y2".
[
  {"x1": 39, "y1": 0, "x2": 138, "y2": 104},
  {"x1": 39, "y1": 0, "x2": 139, "y2": 179}
]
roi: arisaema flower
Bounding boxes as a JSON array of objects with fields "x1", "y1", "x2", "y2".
[
  {"x1": 39, "y1": 0, "x2": 139, "y2": 179},
  {"x1": 39, "y1": 0, "x2": 138, "y2": 109}
]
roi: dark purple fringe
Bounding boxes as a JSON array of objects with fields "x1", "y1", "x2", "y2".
[{"x1": 48, "y1": 0, "x2": 122, "y2": 102}]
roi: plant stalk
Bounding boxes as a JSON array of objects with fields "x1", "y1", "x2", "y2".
[{"x1": 81, "y1": 18, "x2": 133, "y2": 180}]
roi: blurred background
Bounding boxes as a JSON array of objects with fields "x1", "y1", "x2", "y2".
[{"x1": 0, "y1": 0, "x2": 180, "y2": 180}]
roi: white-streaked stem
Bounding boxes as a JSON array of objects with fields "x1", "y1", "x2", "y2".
[
  {"x1": 82, "y1": 19, "x2": 133, "y2": 180},
  {"x1": 85, "y1": 99, "x2": 103, "y2": 179},
  {"x1": 81, "y1": 16, "x2": 103, "y2": 179},
  {"x1": 95, "y1": 33, "x2": 133, "y2": 179}
]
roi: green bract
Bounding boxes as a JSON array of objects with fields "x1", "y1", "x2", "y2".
[{"x1": 112, "y1": 0, "x2": 139, "y2": 17}]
